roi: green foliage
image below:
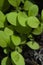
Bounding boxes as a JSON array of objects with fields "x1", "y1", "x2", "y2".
[
  {"x1": 0, "y1": 0, "x2": 43, "y2": 65},
  {"x1": 27, "y1": 16, "x2": 40, "y2": 28},
  {"x1": 11, "y1": 35, "x2": 21, "y2": 46},
  {"x1": 0, "y1": 11, "x2": 5, "y2": 28},
  {"x1": 11, "y1": 51, "x2": 25, "y2": 65},
  {"x1": 27, "y1": 41, "x2": 40, "y2": 50}
]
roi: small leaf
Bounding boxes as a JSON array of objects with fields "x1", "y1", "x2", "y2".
[
  {"x1": 24, "y1": 1, "x2": 33, "y2": 11},
  {"x1": 18, "y1": 12, "x2": 27, "y2": 27},
  {"x1": 7, "y1": 12, "x2": 17, "y2": 26},
  {"x1": 32, "y1": 25, "x2": 42, "y2": 35},
  {"x1": 1, "y1": 57, "x2": 8, "y2": 65},
  {"x1": 28, "y1": 5, "x2": 39, "y2": 16},
  {"x1": 11, "y1": 35, "x2": 21, "y2": 46},
  {"x1": 0, "y1": 31, "x2": 7, "y2": 48},
  {"x1": 1, "y1": 57, "x2": 11, "y2": 65},
  {"x1": 8, "y1": 0, "x2": 21, "y2": 7},
  {"x1": 4, "y1": 27, "x2": 13, "y2": 36},
  {"x1": 27, "y1": 16, "x2": 40, "y2": 28},
  {"x1": 11, "y1": 51, "x2": 25, "y2": 65},
  {"x1": 41, "y1": 10, "x2": 43, "y2": 22},
  {"x1": 0, "y1": 11, "x2": 5, "y2": 28},
  {"x1": 27, "y1": 41, "x2": 40, "y2": 50}
]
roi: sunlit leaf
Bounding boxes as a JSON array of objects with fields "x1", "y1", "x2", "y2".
[
  {"x1": 7, "y1": 12, "x2": 17, "y2": 26},
  {"x1": 27, "y1": 41, "x2": 40, "y2": 50},
  {"x1": 11, "y1": 51, "x2": 25, "y2": 65},
  {"x1": 11, "y1": 35, "x2": 21, "y2": 46},
  {"x1": 4, "y1": 27, "x2": 13, "y2": 36},
  {"x1": 0, "y1": 11, "x2": 5, "y2": 28},
  {"x1": 24, "y1": 1, "x2": 33, "y2": 11},
  {"x1": 28, "y1": 5, "x2": 39, "y2": 16},
  {"x1": 18, "y1": 12, "x2": 27, "y2": 27},
  {"x1": 27, "y1": 16, "x2": 40, "y2": 28}
]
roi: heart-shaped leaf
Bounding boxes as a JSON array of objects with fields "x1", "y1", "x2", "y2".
[
  {"x1": 27, "y1": 41, "x2": 40, "y2": 50},
  {"x1": 7, "y1": 12, "x2": 17, "y2": 26},
  {"x1": 27, "y1": 16, "x2": 40, "y2": 28},
  {"x1": 0, "y1": 11, "x2": 5, "y2": 28},
  {"x1": 11, "y1": 35, "x2": 21, "y2": 46},
  {"x1": 11, "y1": 51, "x2": 25, "y2": 65},
  {"x1": 28, "y1": 5, "x2": 39, "y2": 16}
]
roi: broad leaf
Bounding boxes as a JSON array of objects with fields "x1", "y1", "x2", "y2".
[
  {"x1": 11, "y1": 51, "x2": 25, "y2": 65},
  {"x1": 18, "y1": 12, "x2": 27, "y2": 27},
  {"x1": 27, "y1": 41, "x2": 40, "y2": 50},
  {"x1": 0, "y1": 11, "x2": 5, "y2": 28},
  {"x1": 7, "y1": 12, "x2": 17, "y2": 26},
  {"x1": 28, "y1": 5, "x2": 39, "y2": 16},
  {"x1": 27, "y1": 16, "x2": 40, "y2": 28},
  {"x1": 8, "y1": 0, "x2": 21, "y2": 7},
  {"x1": 11, "y1": 35, "x2": 21, "y2": 46},
  {"x1": 24, "y1": 1, "x2": 33, "y2": 11}
]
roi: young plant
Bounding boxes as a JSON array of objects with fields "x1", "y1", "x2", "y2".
[{"x1": 0, "y1": 0, "x2": 43, "y2": 65}]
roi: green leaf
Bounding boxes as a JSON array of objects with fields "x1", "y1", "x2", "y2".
[
  {"x1": 15, "y1": 47, "x2": 22, "y2": 53},
  {"x1": 32, "y1": 25, "x2": 42, "y2": 35},
  {"x1": 11, "y1": 35, "x2": 21, "y2": 46},
  {"x1": 0, "y1": 31, "x2": 7, "y2": 48},
  {"x1": 28, "y1": 5, "x2": 39, "y2": 16},
  {"x1": 27, "y1": 41, "x2": 40, "y2": 50},
  {"x1": 24, "y1": 1, "x2": 33, "y2": 11},
  {"x1": 8, "y1": 0, "x2": 21, "y2": 7},
  {"x1": 11, "y1": 51, "x2": 25, "y2": 65},
  {"x1": 1, "y1": 57, "x2": 8, "y2": 65},
  {"x1": 0, "y1": 0, "x2": 10, "y2": 12},
  {"x1": 1, "y1": 57, "x2": 11, "y2": 65},
  {"x1": 4, "y1": 27, "x2": 13, "y2": 36},
  {"x1": 27, "y1": 16, "x2": 40, "y2": 28},
  {"x1": 0, "y1": 11, "x2": 5, "y2": 28},
  {"x1": 15, "y1": 25, "x2": 31, "y2": 34},
  {"x1": 7, "y1": 12, "x2": 17, "y2": 26},
  {"x1": 18, "y1": 12, "x2": 27, "y2": 27},
  {"x1": 41, "y1": 10, "x2": 43, "y2": 22}
]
